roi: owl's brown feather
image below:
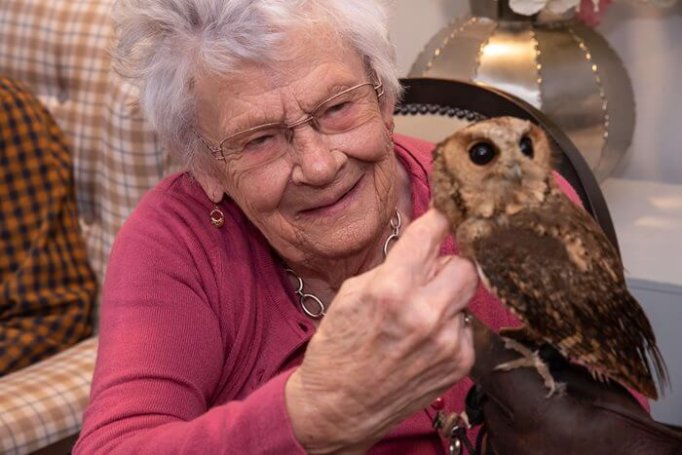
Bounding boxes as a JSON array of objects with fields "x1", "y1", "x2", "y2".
[
  {"x1": 432, "y1": 116, "x2": 668, "y2": 399},
  {"x1": 465, "y1": 192, "x2": 666, "y2": 398}
]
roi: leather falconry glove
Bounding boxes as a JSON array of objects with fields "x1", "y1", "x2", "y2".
[{"x1": 441, "y1": 317, "x2": 682, "y2": 455}]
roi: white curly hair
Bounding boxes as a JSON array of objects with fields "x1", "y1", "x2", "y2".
[{"x1": 113, "y1": 0, "x2": 401, "y2": 179}]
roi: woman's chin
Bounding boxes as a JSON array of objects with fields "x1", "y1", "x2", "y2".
[{"x1": 289, "y1": 217, "x2": 385, "y2": 264}]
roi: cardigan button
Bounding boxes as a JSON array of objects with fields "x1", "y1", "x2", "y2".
[
  {"x1": 297, "y1": 322, "x2": 309, "y2": 333},
  {"x1": 430, "y1": 396, "x2": 445, "y2": 411}
]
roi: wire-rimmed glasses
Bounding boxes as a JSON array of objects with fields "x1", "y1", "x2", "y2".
[{"x1": 194, "y1": 78, "x2": 384, "y2": 166}]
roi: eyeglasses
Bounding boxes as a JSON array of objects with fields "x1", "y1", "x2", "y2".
[{"x1": 195, "y1": 78, "x2": 384, "y2": 165}]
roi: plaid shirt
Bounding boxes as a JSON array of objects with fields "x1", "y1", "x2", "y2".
[{"x1": 0, "y1": 77, "x2": 96, "y2": 375}]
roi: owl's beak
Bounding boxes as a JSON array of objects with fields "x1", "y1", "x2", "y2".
[{"x1": 506, "y1": 162, "x2": 523, "y2": 183}]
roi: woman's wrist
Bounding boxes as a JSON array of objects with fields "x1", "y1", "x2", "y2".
[{"x1": 285, "y1": 369, "x2": 370, "y2": 455}]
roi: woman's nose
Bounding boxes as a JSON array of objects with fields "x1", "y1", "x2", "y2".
[{"x1": 290, "y1": 127, "x2": 346, "y2": 186}]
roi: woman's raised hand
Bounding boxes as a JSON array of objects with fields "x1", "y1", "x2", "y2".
[{"x1": 286, "y1": 208, "x2": 478, "y2": 454}]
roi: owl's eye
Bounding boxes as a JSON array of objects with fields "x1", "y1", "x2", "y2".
[
  {"x1": 468, "y1": 142, "x2": 497, "y2": 166},
  {"x1": 519, "y1": 136, "x2": 534, "y2": 158}
]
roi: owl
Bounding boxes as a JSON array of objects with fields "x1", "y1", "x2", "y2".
[{"x1": 431, "y1": 116, "x2": 668, "y2": 399}]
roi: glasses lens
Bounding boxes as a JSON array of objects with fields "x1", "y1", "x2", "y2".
[
  {"x1": 222, "y1": 125, "x2": 288, "y2": 160},
  {"x1": 314, "y1": 84, "x2": 380, "y2": 135}
]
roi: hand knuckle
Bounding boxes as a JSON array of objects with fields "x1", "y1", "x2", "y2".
[
  {"x1": 433, "y1": 333, "x2": 455, "y2": 355},
  {"x1": 451, "y1": 256, "x2": 477, "y2": 278},
  {"x1": 366, "y1": 278, "x2": 405, "y2": 307},
  {"x1": 410, "y1": 311, "x2": 440, "y2": 337},
  {"x1": 447, "y1": 260, "x2": 478, "y2": 297}
]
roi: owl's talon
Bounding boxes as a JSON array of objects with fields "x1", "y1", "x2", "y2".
[
  {"x1": 501, "y1": 337, "x2": 535, "y2": 357},
  {"x1": 497, "y1": 336, "x2": 563, "y2": 398},
  {"x1": 547, "y1": 381, "x2": 567, "y2": 398},
  {"x1": 494, "y1": 357, "x2": 536, "y2": 371}
]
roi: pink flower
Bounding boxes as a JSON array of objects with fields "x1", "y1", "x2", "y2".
[{"x1": 576, "y1": 0, "x2": 613, "y2": 26}]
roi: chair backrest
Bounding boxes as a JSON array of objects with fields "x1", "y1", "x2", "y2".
[
  {"x1": 394, "y1": 77, "x2": 619, "y2": 252},
  {"x1": 0, "y1": 0, "x2": 174, "y2": 293}
]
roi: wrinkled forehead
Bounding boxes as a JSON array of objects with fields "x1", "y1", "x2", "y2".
[
  {"x1": 268, "y1": 28, "x2": 365, "y2": 86},
  {"x1": 193, "y1": 27, "x2": 368, "y2": 134}
]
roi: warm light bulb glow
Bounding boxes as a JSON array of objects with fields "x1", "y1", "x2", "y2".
[{"x1": 481, "y1": 42, "x2": 529, "y2": 59}]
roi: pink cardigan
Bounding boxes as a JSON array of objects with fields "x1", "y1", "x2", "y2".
[{"x1": 75, "y1": 134, "x2": 586, "y2": 454}]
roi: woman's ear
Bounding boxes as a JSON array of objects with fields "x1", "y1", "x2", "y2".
[
  {"x1": 380, "y1": 93, "x2": 396, "y2": 134},
  {"x1": 197, "y1": 174, "x2": 227, "y2": 203}
]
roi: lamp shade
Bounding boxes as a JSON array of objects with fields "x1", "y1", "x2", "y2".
[{"x1": 409, "y1": 1, "x2": 635, "y2": 181}]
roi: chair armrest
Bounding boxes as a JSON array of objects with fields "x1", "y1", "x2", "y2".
[{"x1": 0, "y1": 337, "x2": 98, "y2": 455}]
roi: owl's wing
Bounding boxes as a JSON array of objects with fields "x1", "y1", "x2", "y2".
[{"x1": 467, "y1": 194, "x2": 667, "y2": 398}]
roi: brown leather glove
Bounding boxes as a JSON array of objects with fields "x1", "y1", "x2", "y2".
[{"x1": 466, "y1": 317, "x2": 682, "y2": 455}]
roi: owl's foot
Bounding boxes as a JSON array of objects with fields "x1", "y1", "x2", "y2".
[{"x1": 495, "y1": 337, "x2": 566, "y2": 398}]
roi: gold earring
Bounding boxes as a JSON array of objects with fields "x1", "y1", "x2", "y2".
[{"x1": 209, "y1": 205, "x2": 225, "y2": 228}]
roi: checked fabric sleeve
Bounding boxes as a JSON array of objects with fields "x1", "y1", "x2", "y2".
[{"x1": 0, "y1": 77, "x2": 96, "y2": 375}]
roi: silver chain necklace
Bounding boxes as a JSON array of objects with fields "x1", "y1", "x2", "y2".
[{"x1": 285, "y1": 210, "x2": 402, "y2": 319}]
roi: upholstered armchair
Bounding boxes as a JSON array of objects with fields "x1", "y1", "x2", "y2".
[
  {"x1": 0, "y1": 2, "x2": 617, "y2": 454},
  {"x1": 0, "y1": 1, "x2": 172, "y2": 453}
]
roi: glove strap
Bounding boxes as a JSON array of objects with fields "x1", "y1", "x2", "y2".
[
  {"x1": 432, "y1": 384, "x2": 489, "y2": 455},
  {"x1": 432, "y1": 410, "x2": 475, "y2": 455}
]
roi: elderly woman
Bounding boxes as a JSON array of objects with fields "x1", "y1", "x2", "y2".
[{"x1": 74, "y1": 0, "x2": 563, "y2": 453}]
